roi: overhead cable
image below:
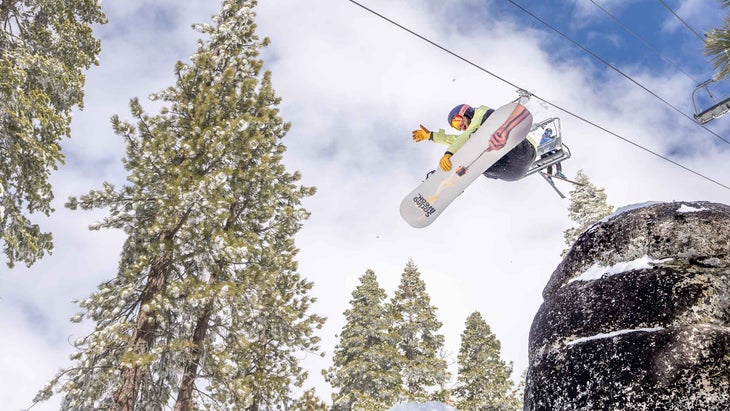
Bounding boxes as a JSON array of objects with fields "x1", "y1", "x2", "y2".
[
  {"x1": 658, "y1": 0, "x2": 706, "y2": 43},
  {"x1": 505, "y1": 0, "x2": 730, "y2": 146},
  {"x1": 589, "y1": 0, "x2": 700, "y2": 84},
  {"x1": 345, "y1": 0, "x2": 730, "y2": 191}
]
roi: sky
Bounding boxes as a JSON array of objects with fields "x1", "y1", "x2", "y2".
[{"x1": 3, "y1": 0, "x2": 730, "y2": 409}]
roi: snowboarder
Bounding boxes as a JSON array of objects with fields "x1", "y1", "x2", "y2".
[
  {"x1": 412, "y1": 103, "x2": 537, "y2": 181},
  {"x1": 401, "y1": 102, "x2": 534, "y2": 227},
  {"x1": 539, "y1": 128, "x2": 565, "y2": 179}
]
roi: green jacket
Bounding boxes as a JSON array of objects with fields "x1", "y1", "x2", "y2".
[{"x1": 431, "y1": 105, "x2": 492, "y2": 154}]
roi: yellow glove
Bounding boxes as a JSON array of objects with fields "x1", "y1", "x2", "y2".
[
  {"x1": 439, "y1": 152, "x2": 453, "y2": 171},
  {"x1": 412, "y1": 124, "x2": 431, "y2": 142}
]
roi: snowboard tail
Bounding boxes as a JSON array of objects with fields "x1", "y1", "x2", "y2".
[{"x1": 400, "y1": 102, "x2": 533, "y2": 228}]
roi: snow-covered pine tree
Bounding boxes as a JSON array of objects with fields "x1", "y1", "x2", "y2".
[
  {"x1": 35, "y1": 1, "x2": 324, "y2": 410},
  {"x1": 325, "y1": 269, "x2": 402, "y2": 410},
  {"x1": 705, "y1": 1, "x2": 730, "y2": 79},
  {"x1": 454, "y1": 311, "x2": 520, "y2": 411},
  {"x1": 388, "y1": 260, "x2": 449, "y2": 403},
  {"x1": 0, "y1": 0, "x2": 106, "y2": 267},
  {"x1": 289, "y1": 388, "x2": 329, "y2": 411},
  {"x1": 562, "y1": 169, "x2": 614, "y2": 255},
  {"x1": 513, "y1": 370, "x2": 527, "y2": 411}
]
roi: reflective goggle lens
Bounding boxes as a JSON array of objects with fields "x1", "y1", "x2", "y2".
[{"x1": 451, "y1": 115, "x2": 463, "y2": 129}]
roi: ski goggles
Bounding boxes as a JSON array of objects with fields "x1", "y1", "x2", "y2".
[{"x1": 450, "y1": 105, "x2": 470, "y2": 130}]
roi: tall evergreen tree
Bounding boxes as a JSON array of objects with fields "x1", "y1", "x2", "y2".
[
  {"x1": 562, "y1": 169, "x2": 614, "y2": 255},
  {"x1": 0, "y1": 0, "x2": 106, "y2": 267},
  {"x1": 35, "y1": 1, "x2": 324, "y2": 410},
  {"x1": 454, "y1": 312, "x2": 519, "y2": 411},
  {"x1": 388, "y1": 260, "x2": 449, "y2": 402},
  {"x1": 705, "y1": 0, "x2": 730, "y2": 79},
  {"x1": 325, "y1": 269, "x2": 402, "y2": 410}
]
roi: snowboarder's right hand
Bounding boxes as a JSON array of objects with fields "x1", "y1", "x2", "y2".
[
  {"x1": 439, "y1": 152, "x2": 453, "y2": 171},
  {"x1": 412, "y1": 125, "x2": 431, "y2": 142},
  {"x1": 487, "y1": 126, "x2": 508, "y2": 151}
]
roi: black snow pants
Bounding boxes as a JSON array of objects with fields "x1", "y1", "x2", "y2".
[{"x1": 482, "y1": 138, "x2": 536, "y2": 181}]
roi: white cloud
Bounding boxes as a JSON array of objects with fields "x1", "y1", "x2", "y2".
[
  {"x1": 662, "y1": 0, "x2": 724, "y2": 36},
  {"x1": 3, "y1": 0, "x2": 730, "y2": 409}
]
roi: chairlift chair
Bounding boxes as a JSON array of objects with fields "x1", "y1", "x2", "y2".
[
  {"x1": 692, "y1": 77, "x2": 730, "y2": 125},
  {"x1": 523, "y1": 117, "x2": 571, "y2": 177}
]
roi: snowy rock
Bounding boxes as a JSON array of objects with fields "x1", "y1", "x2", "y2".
[{"x1": 526, "y1": 201, "x2": 730, "y2": 410}]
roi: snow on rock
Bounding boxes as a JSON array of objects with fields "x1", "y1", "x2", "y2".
[
  {"x1": 565, "y1": 327, "x2": 664, "y2": 346},
  {"x1": 566, "y1": 255, "x2": 672, "y2": 285},
  {"x1": 545, "y1": 201, "x2": 730, "y2": 293},
  {"x1": 677, "y1": 203, "x2": 708, "y2": 213},
  {"x1": 527, "y1": 201, "x2": 730, "y2": 410},
  {"x1": 386, "y1": 402, "x2": 459, "y2": 411}
]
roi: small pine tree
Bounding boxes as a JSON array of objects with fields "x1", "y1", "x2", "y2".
[
  {"x1": 290, "y1": 388, "x2": 329, "y2": 411},
  {"x1": 36, "y1": 1, "x2": 324, "y2": 410},
  {"x1": 705, "y1": 1, "x2": 730, "y2": 79},
  {"x1": 454, "y1": 312, "x2": 520, "y2": 411},
  {"x1": 562, "y1": 170, "x2": 614, "y2": 255},
  {"x1": 513, "y1": 369, "x2": 527, "y2": 411},
  {"x1": 326, "y1": 269, "x2": 402, "y2": 410},
  {"x1": 0, "y1": 0, "x2": 106, "y2": 267},
  {"x1": 388, "y1": 260, "x2": 449, "y2": 402}
]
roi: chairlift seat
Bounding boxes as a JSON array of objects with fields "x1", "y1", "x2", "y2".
[
  {"x1": 524, "y1": 135, "x2": 571, "y2": 177},
  {"x1": 694, "y1": 97, "x2": 730, "y2": 125},
  {"x1": 519, "y1": 116, "x2": 572, "y2": 178},
  {"x1": 537, "y1": 138, "x2": 563, "y2": 156}
]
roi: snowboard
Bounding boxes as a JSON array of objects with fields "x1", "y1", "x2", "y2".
[{"x1": 400, "y1": 102, "x2": 533, "y2": 228}]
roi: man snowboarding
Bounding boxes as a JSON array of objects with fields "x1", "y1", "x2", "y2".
[
  {"x1": 412, "y1": 103, "x2": 537, "y2": 181},
  {"x1": 400, "y1": 101, "x2": 533, "y2": 227}
]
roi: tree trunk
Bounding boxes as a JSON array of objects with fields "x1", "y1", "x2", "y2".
[
  {"x1": 111, "y1": 211, "x2": 188, "y2": 410},
  {"x1": 174, "y1": 203, "x2": 236, "y2": 410},
  {"x1": 112, "y1": 252, "x2": 172, "y2": 410},
  {"x1": 173, "y1": 299, "x2": 213, "y2": 411}
]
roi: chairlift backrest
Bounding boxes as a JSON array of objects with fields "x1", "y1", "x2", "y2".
[
  {"x1": 530, "y1": 117, "x2": 561, "y2": 137},
  {"x1": 531, "y1": 117, "x2": 562, "y2": 151}
]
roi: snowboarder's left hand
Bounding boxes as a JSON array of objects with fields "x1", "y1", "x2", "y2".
[
  {"x1": 439, "y1": 152, "x2": 453, "y2": 171},
  {"x1": 487, "y1": 126, "x2": 508, "y2": 151},
  {"x1": 412, "y1": 125, "x2": 431, "y2": 142}
]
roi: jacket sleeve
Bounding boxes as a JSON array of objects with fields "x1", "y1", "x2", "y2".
[
  {"x1": 430, "y1": 128, "x2": 459, "y2": 150},
  {"x1": 444, "y1": 130, "x2": 471, "y2": 154}
]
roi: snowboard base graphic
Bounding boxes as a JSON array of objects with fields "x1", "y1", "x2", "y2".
[{"x1": 400, "y1": 102, "x2": 533, "y2": 228}]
